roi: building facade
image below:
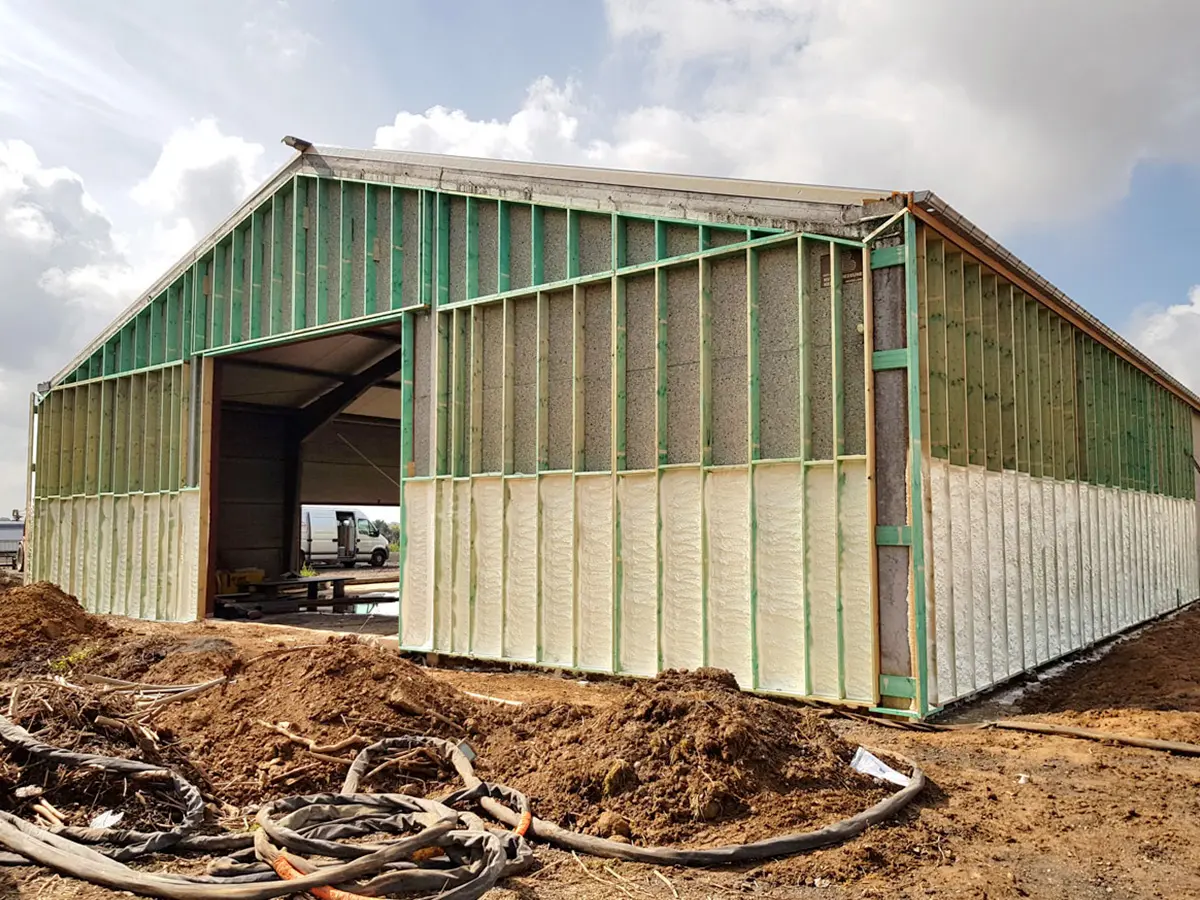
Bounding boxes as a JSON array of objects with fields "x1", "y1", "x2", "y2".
[{"x1": 26, "y1": 147, "x2": 1200, "y2": 717}]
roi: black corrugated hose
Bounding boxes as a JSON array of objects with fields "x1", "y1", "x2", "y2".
[{"x1": 0, "y1": 715, "x2": 925, "y2": 898}]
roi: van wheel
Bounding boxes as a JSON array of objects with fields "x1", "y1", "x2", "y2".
[{"x1": 370, "y1": 549, "x2": 387, "y2": 568}]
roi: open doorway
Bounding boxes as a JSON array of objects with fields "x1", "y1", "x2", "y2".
[{"x1": 203, "y1": 324, "x2": 404, "y2": 627}]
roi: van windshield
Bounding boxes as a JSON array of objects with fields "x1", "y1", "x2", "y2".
[{"x1": 357, "y1": 518, "x2": 378, "y2": 537}]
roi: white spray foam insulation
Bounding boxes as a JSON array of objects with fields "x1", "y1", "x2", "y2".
[
  {"x1": 967, "y1": 467, "x2": 991, "y2": 687},
  {"x1": 129, "y1": 497, "x2": 144, "y2": 618},
  {"x1": 804, "y1": 465, "x2": 839, "y2": 698},
  {"x1": 435, "y1": 480, "x2": 455, "y2": 649},
  {"x1": 1066, "y1": 485, "x2": 1081, "y2": 648},
  {"x1": 948, "y1": 465, "x2": 975, "y2": 693},
  {"x1": 1042, "y1": 481, "x2": 1060, "y2": 658},
  {"x1": 754, "y1": 463, "x2": 807, "y2": 695},
  {"x1": 145, "y1": 498, "x2": 161, "y2": 622},
  {"x1": 575, "y1": 474, "x2": 613, "y2": 670},
  {"x1": 984, "y1": 471, "x2": 1007, "y2": 681},
  {"x1": 401, "y1": 481, "x2": 433, "y2": 649},
  {"x1": 924, "y1": 481, "x2": 941, "y2": 707},
  {"x1": 177, "y1": 490, "x2": 201, "y2": 622},
  {"x1": 504, "y1": 479, "x2": 539, "y2": 661},
  {"x1": 451, "y1": 480, "x2": 472, "y2": 653},
  {"x1": 539, "y1": 475, "x2": 575, "y2": 666},
  {"x1": 98, "y1": 496, "x2": 113, "y2": 615},
  {"x1": 73, "y1": 498, "x2": 86, "y2": 603},
  {"x1": 617, "y1": 473, "x2": 659, "y2": 676},
  {"x1": 1078, "y1": 485, "x2": 1093, "y2": 645},
  {"x1": 930, "y1": 460, "x2": 956, "y2": 700},
  {"x1": 659, "y1": 468, "x2": 704, "y2": 670},
  {"x1": 1029, "y1": 479, "x2": 1047, "y2": 664},
  {"x1": 838, "y1": 460, "x2": 875, "y2": 703},
  {"x1": 471, "y1": 478, "x2": 505, "y2": 658},
  {"x1": 1000, "y1": 472, "x2": 1023, "y2": 673},
  {"x1": 704, "y1": 470, "x2": 753, "y2": 687},
  {"x1": 83, "y1": 497, "x2": 99, "y2": 612}
]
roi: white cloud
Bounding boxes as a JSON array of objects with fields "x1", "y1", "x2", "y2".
[
  {"x1": 132, "y1": 118, "x2": 266, "y2": 244},
  {"x1": 376, "y1": 1, "x2": 1200, "y2": 234},
  {"x1": 1129, "y1": 287, "x2": 1200, "y2": 394}
]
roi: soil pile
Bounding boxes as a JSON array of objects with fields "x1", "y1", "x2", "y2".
[
  {"x1": 0, "y1": 569, "x2": 22, "y2": 591},
  {"x1": 477, "y1": 668, "x2": 891, "y2": 845},
  {"x1": 0, "y1": 582, "x2": 112, "y2": 669},
  {"x1": 152, "y1": 638, "x2": 480, "y2": 805}
]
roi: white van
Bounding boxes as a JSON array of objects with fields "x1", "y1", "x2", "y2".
[{"x1": 299, "y1": 506, "x2": 391, "y2": 568}]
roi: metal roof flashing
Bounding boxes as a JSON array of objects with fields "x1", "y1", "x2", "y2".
[{"x1": 910, "y1": 191, "x2": 1200, "y2": 413}]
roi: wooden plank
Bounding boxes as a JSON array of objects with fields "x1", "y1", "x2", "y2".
[
  {"x1": 127, "y1": 376, "x2": 145, "y2": 493},
  {"x1": 469, "y1": 305, "x2": 483, "y2": 473},
  {"x1": 293, "y1": 178, "x2": 308, "y2": 330},
  {"x1": 465, "y1": 197, "x2": 479, "y2": 300},
  {"x1": 996, "y1": 282, "x2": 1017, "y2": 471},
  {"x1": 142, "y1": 371, "x2": 162, "y2": 493},
  {"x1": 84, "y1": 383, "x2": 101, "y2": 495},
  {"x1": 71, "y1": 385, "x2": 87, "y2": 495},
  {"x1": 536, "y1": 292, "x2": 549, "y2": 471},
  {"x1": 981, "y1": 274, "x2": 1002, "y2": 471},
  {"x1": 112, "y1": 380, "x2": 130, "y2": 495},
  {"x1": 502, "y1": 298, "x2": 515, "y2": 475},
  {"x1": 270, "y1": 194, "x2": 285, "y2": 335},
  {"x1": 1025, "y1": 298, "x2": 1043, "y2": 479},
  {"x1": 250, "y1": 210, "x2": 264, "y2": 340}
]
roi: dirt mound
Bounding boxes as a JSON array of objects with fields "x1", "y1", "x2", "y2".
[
  {"x1": 153, "y1": 638, "x2": 479, "y2": 805},
  {"x1": 79, "y1": 635, "x2": 240, "y2": 683},
  {"x1": 0, "y1": 569, "x2": 22, "y2": 591},
  {"x1": 0, "y1": 582, "x2": 112, "y2": 669},
  {"x1": 476, "y1": 668, "x2": 891, "y2": 845}
]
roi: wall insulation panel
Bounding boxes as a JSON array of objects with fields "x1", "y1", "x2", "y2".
[
  {"x1": 917, "y1": 225, "x2": 1200, "y2": 707},
  {"x1": 397, "y1": 232, "x2": 878, "y2": 705}
]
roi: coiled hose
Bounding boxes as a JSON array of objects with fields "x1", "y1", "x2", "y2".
[{"x1": 0, "y1": 715, "x2": 925, "y2": 898}]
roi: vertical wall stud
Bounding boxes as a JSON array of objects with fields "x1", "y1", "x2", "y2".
[
  {"x1": 502, "y1": 299, "x2": 515, "y2": 475},
  {"x1": 747, "y1": 246, "x2": 761, "y2": 689},
  {"x1": 436, "y1": 194, "x2": 450, "y2": 309},
  {"x1": 830, "y1": 242, "x2": 846, "y2": 700},
  {"x1": 465, "y1": 197, "x2": 479, "y2": 300},
  {"x1": 567, "y1": 209, "x2": 580, "y2": 279},
  {"x1": 611, "y1": 271, "x2": 627, "y2": 673},
  {"x1": 798, "y1": 237, "x2": 812, "y2": 696},
  {"x1": 536, "y1": 292, "x2": 550, "y2": 471},
  {"x1": 469, "y1": 307, "x2": 483, "y2": 474},
  {"x1": 230, "y1": 228, "x2": 245, "y2": 344},
  {"x1": 655, "y1": 267, "x2": 669, "y2": 467}
]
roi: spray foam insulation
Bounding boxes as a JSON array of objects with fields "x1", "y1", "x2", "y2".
[
  {"x1": 618, "y1": 472, "x2": 659, "y2": 674},
  {"x1": 374, "y1": 186, "x2": 392, "y2": 307},
  {"x1": 400, "y1": 190, "x2": 421, "y2": 308},
  {"x1": 659, "y1": 467, "x2": 704, "y2": 670},
  {"x1": 753, "y1": 462, "x2": 806, "y2": 694},
  {"x1": 504, "y1": 478, "x2": 539, "y2": 661},
  {"x1": 451, "y1": 479, "x2": 472, "y2": 653},
  {"x1": 840, "y1": 247, "x2": 867, "y2": 456},
  {"x1": 624, "y1": 219, "x2": 657, "y2": 267},
  {"x1": 448, "y1": 197, "x2": 467, "y2": 303},
  {"x1": 471, "y1": 477, "x2": 504, "y2": 657},
  {"x1": 435, "y1": 479, "x2": 454, "y2": 649},
  {"x1": 805, "y1": 241, "x2": 833, "y2": 460},
  {"x1": 804, "y1": 464, "x2": 839, "y2": 697},
  {"x1": 543, "y1": 209, "x2": 568, "y2": 283},
  {"x1": 539, "y1": 474, "x2": 575, "y2": 665},
  {"x1": 838, "y1": 458, "x2": 874, "y2": 701},
  {"x1": 709, "y1": 254, "x2": 748, "y2": 466},
  {"x1": 666, "y1": 223, "x2": 699, "y2": 258},
  {"x1": 481, "y1": 304, "x2": 504, "y2": 473},
  {"x1": 583, "y1": 283, "x2": 612, "y2": 470},
  {"x1": 476, "y1": 200, "x2": 499, "y2": 295},
  {"x1": 705, "y1": 469, "x2": 752, "y2": 686},
  {"x1": 512, "y1": 298, "x2": 538, "y2": 474},
  {"x1": 546, "y1": 290, "x2": 574, "y2": 470},
  {"x1": 757, "y1": 245, "x2": 801, "y2": 460},
  {"x1": 666, "y1": 265, "x2": 700, "y2": 464},
  {"x1": 575, "y1": 474, "x2": 613, "y2": 670},
  {"x1": 413, "y1": 312, "x2": 432, "y2": 476},
  {"x1": 303, "y1": 190, "x2": 319, "y2": 329},
  {"x1": 508, "y1": 204, "x2": 532, "y2": 290},
  {"x1": 624, "y1": 274, "x2": 658, "y2": 470},
  {"x1": 351, "y1": 183, "x2": 370, "y2": 318},
  {"x1": 242, "y1": 226, "x2": 256, "y2": 338},
  {"x1": 578, "y1": 212, "x2": 612, "y2": 275},
  {"x1": 873, "y1": 369, "x2": 908, "y2": 525},
  {"x1": 401, "y1": 480, "x2": 432, "y2": 648}
]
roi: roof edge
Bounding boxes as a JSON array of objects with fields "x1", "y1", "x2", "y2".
[{"x1": 910, "y1": 190, "x2": 1200, "y2": 413}]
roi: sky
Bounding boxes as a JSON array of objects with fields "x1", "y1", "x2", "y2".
[{"x1": 3, "y1": 0, "x2": 1200, "y2": 517}]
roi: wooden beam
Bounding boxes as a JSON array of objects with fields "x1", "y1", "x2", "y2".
[{"x1": 294, "y1": 347, "x2": 406, "y2": 441}]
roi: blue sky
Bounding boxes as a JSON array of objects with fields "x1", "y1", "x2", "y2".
[{"x1": 2, "y1": 0, "x2": 1200, "y2": 513}]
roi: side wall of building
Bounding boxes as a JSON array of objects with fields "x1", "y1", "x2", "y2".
[
  {"x1": 30, "y1": 363, "x2": 201, "y2": 621},
  {"x1": 917, "y1": 224, "x2": 1200, "y2": 706},
  {"x1": 399, "y1": 225, "x2": 881, "y2": 704}
]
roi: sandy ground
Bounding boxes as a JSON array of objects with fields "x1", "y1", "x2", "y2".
[{"x1": 7, "y1": 603, "x2": 1200, "y2": 899}]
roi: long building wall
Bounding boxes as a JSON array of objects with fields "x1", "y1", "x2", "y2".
[
  {"x1": 916, "y1": 225, "x2": 1200, "y2": 705},
  {"x1": 30, "y1": 363, "x2": 201, "y2": 621},
  {"x1": 399, "y1": 233, "x2": 881, "y2": 704}
]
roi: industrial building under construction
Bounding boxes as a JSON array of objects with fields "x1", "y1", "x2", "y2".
[{"x1": 23, "y1": 144, "x2": 1200, "y2": 718}]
